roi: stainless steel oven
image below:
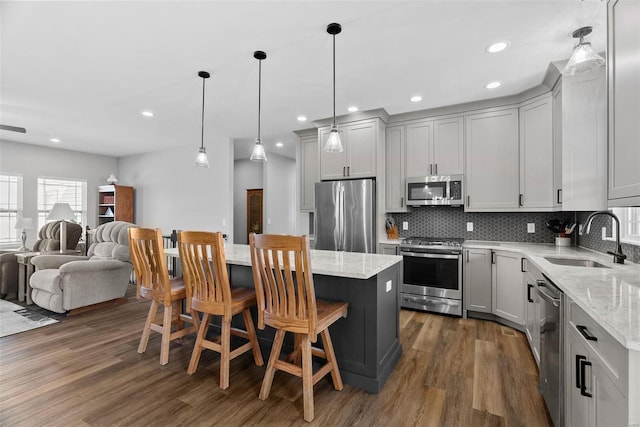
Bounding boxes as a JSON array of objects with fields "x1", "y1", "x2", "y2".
[{"x1": 399, "y1": 237, "x2": 463, "y2": 316}]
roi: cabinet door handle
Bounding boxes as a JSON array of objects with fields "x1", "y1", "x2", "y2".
[
  {"x1": 576, "y1": 325, "x2": 598, "y2": 342},
  {"x1": 467, "y1": 195, "x2": 470, "y2": 206},
  {"x1": 580, "y1": 359, "x2": 593, "y2": 398},
  {"x1": 347, "y1": 166, "x2": 350, "y2": 176},
  {"x1": 434, "y1": 163, "x2": 438, "y2": 175},
  {"x1": 491, "y1": 251, "x2": 496, "y2": 264},
  {"x1": 401, "y1": 197, "x2": 404, "y2": 207},
  {"x1": 430, "y1": 163, "x2": 433, "y2": 175},
  {"x1": 576, "y1": 355, "x2": 586, "y2": 389},
  {"x1": 466, "y1": 250, "x2": 470, "y2": 263},
  {"x1": 521, "y1": 258, "x2": 526, "y2": 272},
  {"x1": 343, "y1": 166, "x2": 346, "y2": 177},
  {"x1": 557, "y1": 189, "x2": 562, "y2": 204},
  {"x1": 527, "y1": 284, "x2": 533, "y2": 303},
  {"x1": 519, "y1": 194, "x2": 524, "y2": 207}
]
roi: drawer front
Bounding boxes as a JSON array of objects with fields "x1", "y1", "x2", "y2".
[{"x1": 567, "y1": 299, "x2": 628, "y2": 395}]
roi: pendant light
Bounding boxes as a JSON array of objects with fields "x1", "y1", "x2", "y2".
[
  {"x1": 194, "y1": 71, "x2": 210, "y2": 167},
  {"x1": 324, "y1": 22, "x2": 343, "y2": 153},
  {"x1": 250, "y1": 51, "x2": 267, "y2": 162},
  {"x1": 562, "y1": 26, "x2": 605, "y2": 76}
]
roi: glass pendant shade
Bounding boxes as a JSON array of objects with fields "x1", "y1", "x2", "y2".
[
  {"x1": 250, "y1": 138, "x2": 267, "y2": 162},
  {"x1": 324, "y1": 125, "x2": 344, "y2": 153},
  {"x1": 194, "y1": 147, "x2": 209, "y2": 167},
  {"x1": 562, "y1": 41, "x2": 605, "y2": 76}
]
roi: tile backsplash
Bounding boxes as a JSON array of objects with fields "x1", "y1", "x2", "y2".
[{"x1": 390, "y1": 208, "x2": 640, "y2": 264}]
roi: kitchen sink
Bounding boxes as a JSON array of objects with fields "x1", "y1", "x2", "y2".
[{"x1": 543, "y1": 257, "x2": 609, "y2": 268}]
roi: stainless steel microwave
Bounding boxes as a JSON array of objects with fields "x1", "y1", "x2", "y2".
[{"x1": 406, "y1": 175, "x2": 464, "y2": 206}]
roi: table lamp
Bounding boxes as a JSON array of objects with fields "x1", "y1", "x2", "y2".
[
  {"x1": 14, "y1": 217, "x2": 34, "y2": 251},
  {"x1": 46, "y1": 203, "x2": 77, "y2": 252}
]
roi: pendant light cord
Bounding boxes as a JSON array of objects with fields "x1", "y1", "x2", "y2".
[
  {"x1": 258, "y1": 59, "x2": 262, "y2": 141},
  {"x1": 201, "y1": 76, "x2": 206, "y2": 150},
  {"x1": 332, "y1": 33, "x2": 336, "y2": 127}
]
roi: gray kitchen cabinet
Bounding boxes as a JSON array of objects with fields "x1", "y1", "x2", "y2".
[
  {"x1": 558, "y1": 67, "x2": 607, "y2": 211},
  {"x1": 607, "y1": 0, "x2": 640, "y2": 206},
  {"x1": 378, "y1": 242, "x2": 399, "y2": 255},
  {"x1": 463, "y1": 247, "x2": 492, "y2": 313},
  {"x1": 564, "y1": 300, "x2": 630, "y2": 427},
  {"x1": 519, "y1": 93, "x2": 557, "y2": 210},
  {"x1": 405, "y1": 116, "x2": 463, "y2": 178},
  {"x1": 320, "y1": 119, "x2": 379, "y2": 180},
  {"x1": 385, "y1": 125, "x2": 407, "y2": 212},
  {"x1": 296, "y1": 129, "x2": 319, "y2": 212},
  {"x1": 524, "y1": 263, "x2": 541, "y2": 366},
  {"x1": 491, "y1": 250, "x2": 524, "y2": 325},
  {"x1": 465, "y1": 108, "x2": 520, "y2": 211}
]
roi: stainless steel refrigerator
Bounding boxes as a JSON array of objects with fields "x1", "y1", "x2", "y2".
[{"x1": 314, "y1": 179, "x2": 376, "y2": 253}]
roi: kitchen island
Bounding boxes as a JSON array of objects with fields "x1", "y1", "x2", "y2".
[{"x1": 165, "y1": 244, "x2": 403, "y2": 393}]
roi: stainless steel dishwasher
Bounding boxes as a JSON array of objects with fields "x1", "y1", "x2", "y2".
[{"x1": 538, "y1": 275, "x2": 564, "y2": 427}]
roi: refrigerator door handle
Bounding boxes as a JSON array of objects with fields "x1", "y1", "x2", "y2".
[{"x1": 339, "y1": 187, "x2": 345, "y2": 251}]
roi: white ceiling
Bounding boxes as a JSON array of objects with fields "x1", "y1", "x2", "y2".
[{"x1": 0, "y1": 1, "x2": 606, "y2": 161}]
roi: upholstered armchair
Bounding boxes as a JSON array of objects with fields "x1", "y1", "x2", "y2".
[
  {"x1": 0, "y1": 220, "x2": 83, "y2": 299},
  {"x1": 30, "y1": 221, "x2": 137, "y2": 313}
]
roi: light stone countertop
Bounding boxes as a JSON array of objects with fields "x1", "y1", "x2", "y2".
[
  {"x1": 462, "y1": 240, "x2": 640, "y2": 351},
  {"x1": 165, "y1": 244, "x2": 402, "y2": 280}
]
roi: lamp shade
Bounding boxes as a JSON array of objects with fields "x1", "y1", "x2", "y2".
[
  {"x1": 46, "y1": 203, "x2": 76, "y2": 221},
  {"x1": 107, "y1": 173, "x2": 118, "y2": 184},
  {"x1": 250, "y1": 138, "x2": 267, "y2": 162},
  {"x1": 15, "y1": 217, "x2": 34, "y2": 229},
  {"x1": 562, "y1": 42, "x2": 605, "y2": 76}
]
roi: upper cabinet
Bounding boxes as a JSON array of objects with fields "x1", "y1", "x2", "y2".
[
  {"x1": 385, "y1": 125, "x2": 407, "y2": 212},
  {"x1": 607, "y1": 0, "x2": 640, "y2": 206},
  {"x1": 559, "y1": 67, "x2": 608, "y2": 211},
  {"x1": 296, "y1": 129, "x2": 319, "y2": 212},
  {"x1": 519, "y1": 94, "x2": 558, "y2": 210},
  {"x1": 405, "y1": 116, "x2": 464, "y2": 177},
  {"x1": 465, "y1": 107, "x2": 520, "y2": 211},
  {"x1": 319, "y1": 118, "x2": 381, "y2": 180}
]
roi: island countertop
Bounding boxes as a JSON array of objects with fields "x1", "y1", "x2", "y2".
[
  {"x1": 165, "y1": 244, "x2": 402, "y2": 280},
  {"x1": 463, "y1": 241, "x2": 640, "y2": 351}
]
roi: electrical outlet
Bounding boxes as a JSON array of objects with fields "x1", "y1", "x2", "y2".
[
  {"x1": 466, "y1": 222, "x2": 473, "y2": 232},
  {"x1": 222, "y1": 219, "x2": 226, "y2": 226},
  {"x1": 268, "y1": 218, "x2": 271, "y2": 225},
  {"x1": 385, "y1": 280, "x2": 393, "y2": 292},
  {"x1": 527, "y1": 223, "x2": 535, "y2": 233},
  {"x1": 402, "y1": 221, "x2": 409, "y2": 230}
]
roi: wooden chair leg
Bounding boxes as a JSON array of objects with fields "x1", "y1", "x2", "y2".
[
  {"x1": 174, "y1": 301, "x2": 184, "y2": 330},
  {"x1": 190, "y1": 309, "x2": 201, "y2": 331},
  {"x1": 138, "y1": 299, "x2": 159, "y2": 354},
  {"x1": 242, "y1": 309, "x2": 263, "y2": 366},
  {"x1": 188, "y1": 313, "x2": 210, "y2": 375},
  {"x1": 260, "y1": 329, "x2": 285, "y2": 401},
  {"x1": 160, "y1": 303, "x2": 173, "y2": 365},
  {"x1": 301, "y1": 335, "x2": 314, "y2": 422},
  {"x1": 220, "y1": 318, "x2": 231, "y2": 390},
  {"x1": 320, "y1": 328, "x2": 343, "y2": 391},
  {"x1": 288, "y1": 333, "x2": 302, "y2": 366}
]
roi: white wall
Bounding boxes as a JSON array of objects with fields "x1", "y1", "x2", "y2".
[
  {"x1": 0, "y1": 139, "x2": 118, "y2": 246},
  {"x1": 264, "y1": 153, "x2": 296, "y2": 235},
  {"x1": 117, "y1": 141, "x2": 234, "y2": 239},
  {"x1": 233, "y1": 159, "x2": 263, "y2": 244}
]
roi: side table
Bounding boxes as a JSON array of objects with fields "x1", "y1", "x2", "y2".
[{"x1": 16, "y1": 252, "x2": 40, "y2": 305}]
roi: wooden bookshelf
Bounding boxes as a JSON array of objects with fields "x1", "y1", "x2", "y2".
[{"x1": 98, "y1": 185, "x2": 134, "y2": 225}]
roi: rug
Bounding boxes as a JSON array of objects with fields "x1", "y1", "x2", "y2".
[{"x1": 0, "y1": 299, "x2": 59, "y2": 338}]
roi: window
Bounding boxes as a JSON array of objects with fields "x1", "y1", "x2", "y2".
[
  {"x1": 37, "y1": 177, "x2": 87, "y2": 230},
  {"x1": 612, "y1": 207, "x2": 640, "y2": 245},
  {"x1": 0, "y1": 174, "x2": 23, "y2": 244}
]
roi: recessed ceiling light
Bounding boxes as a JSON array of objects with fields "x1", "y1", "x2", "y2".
[
  {"x1": 275, "y1": 142, "x2": 284, "y2": 148},
  {"x1": 50, "y1": 138, "x2": 61, "y2": 143},
  {"x1": 485, "y1": 81, "x2": 502, "y2": 89},
  {"x1": 410, "y1": 95, "x2": 423, "y2": 103},
  {"x1": 486, "y1": 41, "x2": 509, "y2": 53},
  {"x1": 141, "y1": 111, "x2": 154, "y2": 117},
  {"x1": 297, "y1": 115, "x2": 307, "y2": 122},
  {"x1": 348, "y1": 106, "x2": 358, "y2": 112}
]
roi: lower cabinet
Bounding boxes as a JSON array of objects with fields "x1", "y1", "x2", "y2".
[
  {"x1": 463, "y1": 248, "x2": 492, "y2": 313},
  {"x1": 524, "y1": 267, "x2": 540, "y2": 366},
  {"x1": 378, "y1": 243, "x2": 399, "y2": 255},
  {"x1": 564, "y1": 297, "x2": 635, "y2": 427},
  {"x1": 491, "y1": 250, "x2": 524, "y2": 325}
]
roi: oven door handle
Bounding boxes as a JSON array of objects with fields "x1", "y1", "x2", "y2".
[{"x1": 400, "y1": 251, "x2": 460, "y2": 260}]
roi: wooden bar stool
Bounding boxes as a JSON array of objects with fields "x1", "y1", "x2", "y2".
[
  {"x1": 249, "y1": 233, "x2": 348, "y2": 422},
  {"x1": 128, "y1": 227, "x2": 199, "y2": 365},
  {"x1": 178, "y1": 231, "x2": 263, "y2": 389}
]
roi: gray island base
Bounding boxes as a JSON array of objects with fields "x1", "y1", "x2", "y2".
[{"x1": 166, "y1": 245, "x2": 403, "y2": 393}]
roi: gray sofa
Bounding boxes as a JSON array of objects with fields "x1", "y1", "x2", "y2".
[
  {"x1": 30, "y1": 221, "x2": 136, "y2": 313},
  {"x1": 0, "y1": 220, "x2": 83, "y2": 299}
]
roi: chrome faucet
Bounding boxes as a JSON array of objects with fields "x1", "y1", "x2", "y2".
[{"x1": 583, "y1": 211, "x2": 627, "y2": 264}]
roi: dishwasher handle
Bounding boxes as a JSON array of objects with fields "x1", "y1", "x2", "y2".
[{"x1": 538, "y1": 286, "x2": 561, "y2": 307}]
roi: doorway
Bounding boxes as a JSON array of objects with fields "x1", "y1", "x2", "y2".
[{"x1": 246, "y1": 188, "x2": 263, "y2": 241}]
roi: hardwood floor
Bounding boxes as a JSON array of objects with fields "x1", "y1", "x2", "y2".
[{"x1": 0, "y1": 288, "x2": 551, "y2": 426}]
